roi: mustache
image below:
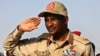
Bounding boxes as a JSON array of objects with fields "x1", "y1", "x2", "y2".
[{"x1": 47, "y1": 26, "x2": 55, "y2": 30}]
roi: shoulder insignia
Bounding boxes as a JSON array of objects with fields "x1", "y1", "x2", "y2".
[{"x1": 73, "y1": 34, "x2": 90, "y2": 44}]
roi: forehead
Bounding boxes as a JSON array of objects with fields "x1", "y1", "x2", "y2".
[{"x1": 44, "y1": 13, "x2": 65, "y2": 19}]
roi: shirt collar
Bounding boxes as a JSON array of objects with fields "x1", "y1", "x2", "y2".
[
  {"x1": 47, "y1": 30, "x2": 74, "y2": 46},
  {"x1": 66, "y1": 31, "x2": 74, "y2": 45}
]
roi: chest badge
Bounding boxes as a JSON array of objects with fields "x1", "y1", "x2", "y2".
[{"x1": 63, "y1": 49, "x2": 78, "y2": 56}]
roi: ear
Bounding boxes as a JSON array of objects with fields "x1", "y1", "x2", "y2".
[{"x1": 64, "y1": 16, "x2": 68, "y2": 24}]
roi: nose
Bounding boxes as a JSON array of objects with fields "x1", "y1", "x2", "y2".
[
  {"x1": 48, "y1": 20, "x2": 53, "y2": 27},
  {"x1": 46, "y1": 19, "x2": 53, "y2": 27}
]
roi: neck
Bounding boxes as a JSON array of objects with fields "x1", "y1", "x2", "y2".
[{"x1": 53, "y1": 29, "x2": 69, "y2": 42}]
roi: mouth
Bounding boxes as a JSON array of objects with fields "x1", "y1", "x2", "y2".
[{"x1": 48, "y1": 27, "x2": 55, "y2": 33}]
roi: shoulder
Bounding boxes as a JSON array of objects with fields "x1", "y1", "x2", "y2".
[
  {"x1": 19, "y1": 33, "x2": 50, "y2": 44},
  {"x1": 19, "y1": 38, "x2": 37, "y2": 45},
  {"x1": 73, "y1": 34, "x2": 90, "y2": 45},
  {"x1": 37, "y1": 33, "x2": 50, "y2": 40}
]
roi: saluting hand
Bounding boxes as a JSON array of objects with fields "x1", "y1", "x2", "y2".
[{"x1": 18, "y1": 17, "x2": 41, "y2": 32}]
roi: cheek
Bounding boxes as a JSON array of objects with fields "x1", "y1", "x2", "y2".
[
  {"x1": 45, "y1": 22, "x2": 50, "y2": 29},
  {"x1": 53, "y1": 21, "x2": 59, "y2": 26},
  {"x1": 57, "y1": 22, "x2": 65, "y2": 29},
  {"x1": 54, "y1": 22, "x2": 62, "y2": 29},
  {"x1": 55, "y1": 21, "x2": 63, "y2": 26}
]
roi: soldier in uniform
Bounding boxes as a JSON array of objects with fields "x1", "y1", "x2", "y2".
[{"x1": 3, "y1": 1, "x2": 94, "y2": 56}]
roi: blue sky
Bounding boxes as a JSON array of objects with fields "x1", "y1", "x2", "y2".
[{"x1": 0, "y1": 0, "x2": 100, "y2": 54}]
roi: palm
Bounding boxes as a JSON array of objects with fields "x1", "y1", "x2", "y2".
[{"x1": 19, "y1": 17, "x2": 41, "y2": 32}]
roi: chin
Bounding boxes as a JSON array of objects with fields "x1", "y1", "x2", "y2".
[{"x1": 49, "y1": 32, "x2": 55, "y2": 35}]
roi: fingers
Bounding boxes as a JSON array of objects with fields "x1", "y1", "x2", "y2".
[
  {"x1": 19, "y1": 17, "x2": 41, "y2": 32},
  {"x1": 33, "y1": 18, "x2": 41, "y2": 26},
  {"x1": 25, "y1": 17, "x2": 40, "y2": 23},
  {"x1": 30, "y1": 17, "x2": 41, "y2": 27},
  {"x1": 28, "y1": 17, "x2": 40, "y2": 22},
  {"x1": 32, "y1": 18, "x2": 40, "y2": 23},
  {"x1": 26, "y1": 17, "x2": 40, "y2": 32}
]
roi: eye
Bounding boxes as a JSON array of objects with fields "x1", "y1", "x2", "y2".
[
  {"x1": 44, "y1": 17, "x2": 48, "y2": 22},
  {"x1": 50, "y1": 17, "x2": 57, "y2": 21},
  {"x1": 44, "y1": 17, "x2": 57, "y2": 22}
]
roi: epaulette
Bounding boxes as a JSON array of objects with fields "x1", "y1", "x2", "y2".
[
  {"x1": 73, "y1": 34, "x2": 90, "y2": 45},
  {"x1": 37, "y1": 33, "x2": 51, "y2": 40}
]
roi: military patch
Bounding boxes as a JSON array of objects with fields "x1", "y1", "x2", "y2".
[
  {"x1": 34, "y1": 50, "x2": 50, "y2": 56},
  {"x1": 63, "y1": 49, "x2": 78, "y2": 56},
  {"x1": 46, "y1": 2, "x2": 55, "y2": 10}
]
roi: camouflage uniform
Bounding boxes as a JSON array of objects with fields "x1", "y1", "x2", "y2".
[{"x1": 3, "y1": 28, "x2": 94, "y2": 56}]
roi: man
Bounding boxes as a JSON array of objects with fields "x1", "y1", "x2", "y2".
[{"x1": 3, "y1": 1, "x2": 94, "y2": 56}]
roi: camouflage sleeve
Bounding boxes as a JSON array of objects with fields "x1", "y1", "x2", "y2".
[{"x1": 3, "y1": 27, "x2": 24, "y2": 53}]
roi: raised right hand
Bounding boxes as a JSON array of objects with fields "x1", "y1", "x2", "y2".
[{"x1": 18, "y1": 17, "x2": 41, "y2": 32}]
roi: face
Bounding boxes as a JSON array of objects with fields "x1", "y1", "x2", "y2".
[{"x1": 44, "y1": 14, "x2": 67, "y2": 35}]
